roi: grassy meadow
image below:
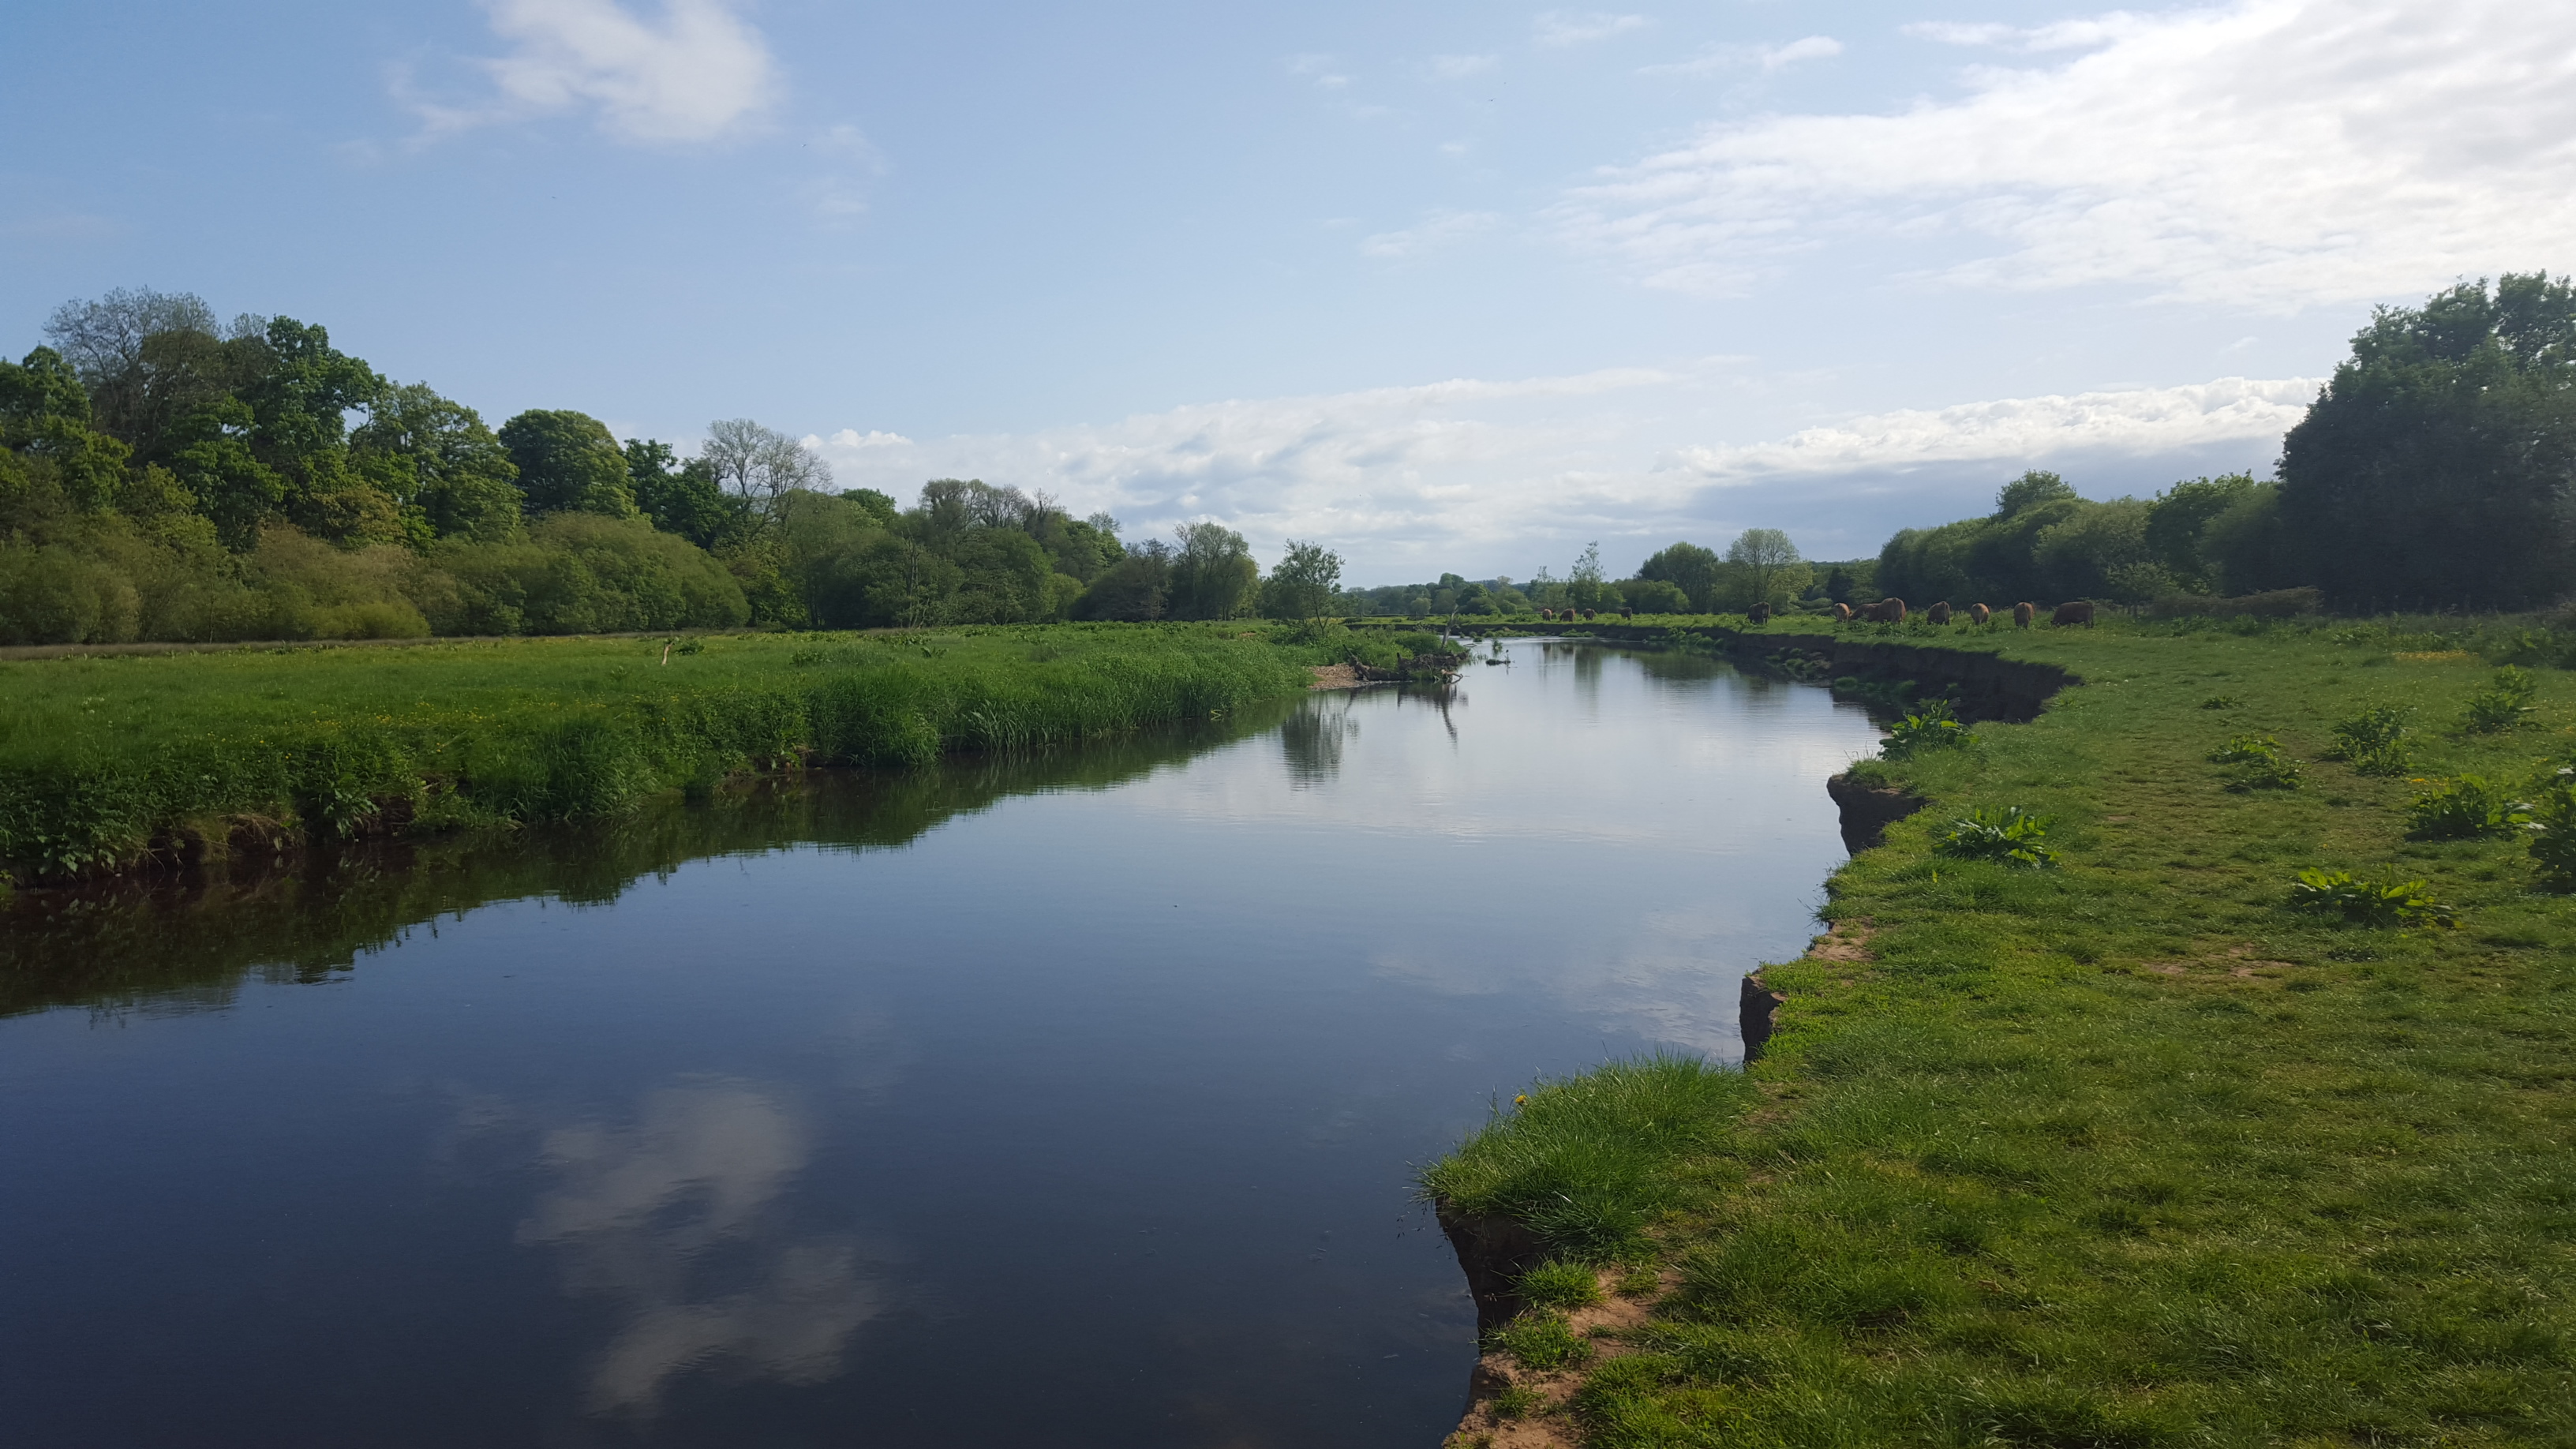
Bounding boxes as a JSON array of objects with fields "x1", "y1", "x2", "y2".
[
  {"x1": 1432, "y1": 617, "x2": 2576, "y2": 1447},
  {"x1": 0, "y1": 623, "x2": 1322, "y2": 882}
]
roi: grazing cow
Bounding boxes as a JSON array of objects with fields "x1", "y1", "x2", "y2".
[
  {"x1": 1620, "y1": 607, "x2": 1634, "y2": 620},
  {"x1": 1968, "y1": 603, "x2": 1991, "y2": 626},
  {"x1": 2013, "y1": 601, "x2": 2035, "y2": 629},
  {"x1": 1833, "y1": 602, "x2": 1854, "y2": 622},
  {"x1": 1863, "y1": 597, "x2": 1908, "y2": 623},
  {"x1": 1747, "y1": 601, "x2": 1773, "y2": 624},
  {"x1": 2052, "y1": 600, "x2": 2097, "y2": 627},
  {"x1": 1926, "y1": 601, "x2": 1953, "y2": 625}
]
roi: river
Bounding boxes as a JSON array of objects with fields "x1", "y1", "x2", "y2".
[{"x1": 0, "y1": 641, "x2": 1881, "y2": 1447}]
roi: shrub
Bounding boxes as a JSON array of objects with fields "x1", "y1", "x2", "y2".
[
  {"x1": 2530, "y1": 767, "x2": 2576, "y2": 891},
  {"x1": 2322, "y1": 706, "x2": 2412, "y2": 775},
  {"x1": 2462, "y1": 666, "x2": 2539, "y2": 733},
  {"x1": 1933, "y1": 807, "x2": 2057, "y2": 867},
  {"x1": 2404, "y1": 775, "x2": 2532, "y2": 840},
  {"x1": 1881, "y1": 698, "x2": 1974, "y2": 760},
  {"x1": 2288, "y1": 868, "x2": 2461, "y2": 929},
  {"x1": 2207, "y1": 733, "x2": 2282, "y2": 764}
]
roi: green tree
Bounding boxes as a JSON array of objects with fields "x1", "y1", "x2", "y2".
[
  {"x1": 2144, "y1": 473, "x2": 2260, "y2": 587},
  {"x1": 500, "y1": 410, "x2": 638, "y2": 518},
  {"x1": 2278, "y1": 272, "x2": 2576, "y2": 610},
  {"x1": 1260, "y1": 539, "x2": 1342, "y2": 622},
  {"x1": 354, "y1": 384, "x2": 522, "y2": 543},
  {"x1": 1637, "y1": 541, "x2": 1722, "y2": 612},
  {"x1": 1725, "y1": 528, "x2": 1803, "y2": 608},
  {"x1": 1568, "y1": 541, "x2": 1608, "y2": 610},
  {"x1": 624, "y1": 439, "x2": 749, "y2": 549},
  {"x1": 1167, "y1": 521, "x2": 1258, "y2": 619}
]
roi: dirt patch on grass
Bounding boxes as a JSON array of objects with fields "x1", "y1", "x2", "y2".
[
  {"x1": 1444, "y1": 1267, "x2": 1676, "y2": 1449},
  {"x1": 1308, "y1": 663, "x2": 1361, "y2": 688},
  {"x1": 1806, "y1": 917, "x2": 1876, "y2": 963}
]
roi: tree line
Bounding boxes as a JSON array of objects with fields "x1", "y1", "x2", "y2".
[
  {"x1": 1873, "y1": 274, "x2": 2576, "y2": 616},
  {"x1": 0, "y1": 288, "x2": 1352, "y2": 644}
]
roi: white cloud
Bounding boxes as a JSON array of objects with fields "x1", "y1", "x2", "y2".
[
  {"x1": 1534, "y1": 10, "x2": 1650, "y2": 47},
  {"x1": 811, "y1": 367, "x2": 2311, "y2": 575},
  {"x1": 1430, "y1": 53, "x2": 1500, "y2": 79},
  {"x1": 1285, "y1": 52, "x2": 1354, "y2": 89},
  {"x1": 1360, "y1": 208, "x2": 1501, "y2": 257},
  {"x1": 1560, "y1": 0, "x2": 2576, "y2": 308},
  {"x1": 1644, "y1": 35, "x2": 1844, "y2": 77},
  {"x1": 1672, "y1": 376, "x2": 2317, "y2": 480},
  {"x1": 410, "y1": 0, "x2": 778, "y2": 144},
  {"x1": 1902, "y1": 17, "x2": 2151, "y2": 52}
]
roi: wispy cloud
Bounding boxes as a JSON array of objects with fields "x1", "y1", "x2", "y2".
[
  {"x1": 1559, "y1": 0, "x2": 2576, "y2": 309},
  {"x1": 1428, "y1": 53, "x2": 1499, "y2": 79},
  {"x1": 1643, "y1": 35, "x2": 1844, "y2": 77},
  {"x1": 1285, "y1": 52, "x2": 1354, "y2": 89},
  {"x1": 1673, "y1": 376, "x2": 2316, "y2": 481},
  {"x1": 1360, "y1": 208, "x2": 1501, "y2": 258},
  {"x1": 405, "y1": 0, "x2": 778, "y2": 145},
  {"x1": 810, "y1": 367, "x2": 2311, "y2": 575},
  {"x1": 1533, "y1": 10, "x2": 1650, "y2": 48}
]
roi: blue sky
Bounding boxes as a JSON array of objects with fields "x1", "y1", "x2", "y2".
[{"x1": 6, "y1": 1, "x2": 2568, "y2": 581}]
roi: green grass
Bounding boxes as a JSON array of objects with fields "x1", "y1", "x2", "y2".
[
  {"x1": 0, "y1": 623, "x2": 1312, "y2": 880},
  {"x1": 1429, "y1": 620, "x2": 2576, "y2": 1447}
]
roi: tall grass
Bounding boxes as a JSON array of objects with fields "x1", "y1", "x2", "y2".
[{"x1": 0, "y1": 624, "x2": 1307, "y2": 880}]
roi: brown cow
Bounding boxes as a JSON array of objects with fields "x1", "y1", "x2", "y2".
[
  {"x1": 2052, "y1": 600, "x2": 2096, "y2": 627},
  {"x1": 1537, "y1": 608, "x2": 1552, "y2": 620},
  {"x1": 1864, "y1": 597, "x2": 1908, "y2": 623},
  {"x1": 2012, "y1": 601, "x2": 2035, "y2": 628},
  {"x1": 1833, "y1": 601, "x2": 1854, "y2": 622},
  {"x1": 1747, "y1": 601, "x2": 1773, "y2": 624},
  {"x1": 1620, "y1": 607, "x2": 1634, "y2": 620},
  {"x1": 1968, "y1": 603, "x2": 1990, "y2": 625},
  {"x1": 1926, "y1": 601, "x2": 1953, "y2": 625}
]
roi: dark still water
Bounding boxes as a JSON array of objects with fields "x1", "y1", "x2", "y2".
[{"x1": 0, "y1": 643, "x2": 1880, "y2": 1447}]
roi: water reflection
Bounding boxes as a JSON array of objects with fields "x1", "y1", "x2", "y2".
[
  {"x1": 1279, "y1": 692, "x2": 1357, "y2": 786},
  {"x1": 0, "y1": 702, "x2": 1294, "y2": 1020},
  {"x1": 509, "y1": 1079, "x2": 886, "y2": 1416}
]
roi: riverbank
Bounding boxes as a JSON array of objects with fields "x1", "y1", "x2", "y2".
[
  {"x1": 0, "y1": 624, "x2": 1316, "y2": 884},
  {"x1": 1428, "y1": 621, "x2": 2576, "y2": 1447}
]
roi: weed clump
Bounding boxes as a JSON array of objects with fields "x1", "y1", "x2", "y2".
[
  {"x1": 2403, "y1": 775, "x2": 2532, "y2": 840},
  {"x1": 2529, "y1": 766, "x2": 2576, "y2": 891},
  {"x1": 2322, "y1": 705, "x2": 2413, "y2": 775},
  {"x1": 2210, "y1": 734, "x2": 2304, "y2": 791},
  {"x1": 1881, "y1": 698, "x2": 1974, "y2": 760},
  {"x1": 2288, "y1": 868, "x2": 2461, "y2": 929},
  {"x1": 2461, "y1": 666, "x2": 2539, "y2": 733},
  {"x1": 1933, "y1": 807, "x2": 2057, "y2": 867}
]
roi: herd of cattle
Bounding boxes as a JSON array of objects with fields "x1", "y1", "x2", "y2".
[{"x1": 1528, "y1": 598, "x2": 2098, "y2": 627}]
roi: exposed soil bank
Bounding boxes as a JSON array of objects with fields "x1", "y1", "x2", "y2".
[{"x1": 1825, "y1": 771, "x2": 1926, "y2": 853}]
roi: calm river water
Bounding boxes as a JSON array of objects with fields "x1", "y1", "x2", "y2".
[{"x1": 0, "y1": 642, "x2": 1879, "y2": 1447}]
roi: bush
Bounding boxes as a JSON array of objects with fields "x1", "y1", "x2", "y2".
[
  {"x1": 2147, "y1": 586, "x2": 2322, "y2": 619},
  {"x1": 2529, "y1": 767, "x2": 2576, "y2": 891},
  {"x1": 2208, "y1": 733, "x2": 2301, "y2": 790},
  {"x1": 2288, "y1": 868, "x2": 2461, "y2": 929},
  {"x1": 2207, "y1": 734, "x2": 2282, "y2": 764},
  {"x1": 1881, "y1": 698, "x2": 1974, "y2": 760},
  {"x1": 1933, "y1": 807, "x2": 2057, "y2": 867},
  {"x1": 2323, "y1": 706, "x2": 2413, "y2": 775},
  {"x1": 2404, "y1": 775, "x2": 2533, "y2": 840},
  {"x1": 2462, "y1": 666, "x2": 2539, "y2": 733}
]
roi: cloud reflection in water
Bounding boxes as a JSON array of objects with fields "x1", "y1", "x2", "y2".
[{"x1": 514, "y1": 1079, "x2": 885, "y2": 1415}]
